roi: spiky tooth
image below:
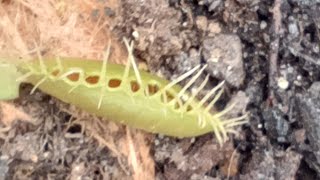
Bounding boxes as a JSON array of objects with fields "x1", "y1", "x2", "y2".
[
  {"x1": 177, "y1": 65, "x2": 207, "y2": 98},
  {"x1": 98, "y1": 40, "x2": 111, "y2": 109},
  {"x1": 198, "y1": 81, "x2": 225, "y2": 108},
  {"x1": 204, "y1": 87, "x2": 224, "y2": 112},
  {"x1": 33, "y1": 42, "x2": 47, "y2": 74},
  {"x1": 123, "y1": 38, "x2": 142, "y2": 85},
  {"x1": 30, "y1": 77, "x2": 47, "y2": 94},
  {"x1": 163, "y1": 65, "x2": 201, "y2": 92},
  {"x1": 183, "y1": 75, "x2": 209, "y2": 110},
  {"x1": 211, "y1": 102, "x2": 236, "y2": 119}
]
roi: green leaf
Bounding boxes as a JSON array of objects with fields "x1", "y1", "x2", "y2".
[{"x1": 0, "y1": 63, "x2": 21, "y2": 100}]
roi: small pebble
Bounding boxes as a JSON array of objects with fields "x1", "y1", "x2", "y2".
[
  {"x1": 132, "y1": 30, "x2": 139, "y2": 40},
  {"x1": 207, "y1": 21, "x2": 222, "y2": 35},
  {"x1": 196, "y1": 16, "x2": 208, "y2": 31},
  {"x1": 288, "y1": 22, "x2": 299, "y2": 38},
  {"x1": 260, "y1": 21, "x2": 267, "y2": 29},
  {"x1": 277, "y1": 77, "x2": 289, "y2": 90}
]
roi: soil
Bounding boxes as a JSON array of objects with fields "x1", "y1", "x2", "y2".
[{"x1": 0, "y1": 0, "x2": 320, "y2": 179}]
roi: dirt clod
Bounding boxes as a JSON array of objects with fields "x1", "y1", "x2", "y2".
[
  {"x1": 202, "y1": 34, "x2": 245, "y2": 87},
  {"x1": 297, "y1": 82, "x2": 320, "y2": 173},
  {"x1": 263, "y1": 107, "x2": 291, "y2": 143},
  {"x1": 275, "y1": 150, "x2": 302, "y2": 180},
  {"x1": 241, "y1": 148, "x2": 302, "y2": 180},
  {"x1": 240, "y1": 148, "x2": 276, "y2": 180}
]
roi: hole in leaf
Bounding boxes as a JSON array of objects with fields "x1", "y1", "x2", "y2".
[
  {"x1": 108, "y1": 79, "x2": 121, "y2": 88},
  {"x1": 161, "y1": 91, "x2": 175, "y2": 103},
  {"x1": 174, "y1": 102, "x2": 181, "y2": 110},
  {"x1": 145, "y1": 84, "x2": 160, "y2": 96},
  {"x1": 67, "y1": 73, "x2": 80, "y2": 82},
  {"x1": 130, "y1": 81, "x2": 140, "y2": 92},
  {"x1": 51, "y1": 69, "x2": 60, "y2": 76},
  {"x1": 86, "y1": 75, "x2": 100, "y2": 84},
  {"x1": 166, "y1": 91, "x2": 174, "y2": 102},
  {"x1": 186, "y1": 105, "x2": 193, "y2": 112}
]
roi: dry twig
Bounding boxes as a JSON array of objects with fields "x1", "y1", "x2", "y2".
[{"x1": 268, "y1": 0, "x2": 282, "y2": 104}]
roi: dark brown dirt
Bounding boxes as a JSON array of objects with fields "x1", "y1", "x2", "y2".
[{"x1": 1, "y1": 0, "x2": 320, "y2": 179}]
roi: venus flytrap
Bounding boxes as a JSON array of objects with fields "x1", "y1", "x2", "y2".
[{"x1": 0, "y1": 39, "x2": 248, "y2": 146}]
